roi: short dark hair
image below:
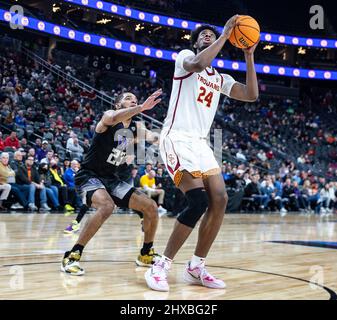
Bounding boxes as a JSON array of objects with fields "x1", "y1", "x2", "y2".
[
  {"x1": 114, "y1": 93, "x2": 126, "y2": 106},
  {"x1": 191, "y1": 24, "x2": 220, "y2": 53}
]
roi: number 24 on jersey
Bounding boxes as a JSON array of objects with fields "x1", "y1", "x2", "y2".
[{"x1": 197, "y1": 86, "x2": 214, "y2": 108}]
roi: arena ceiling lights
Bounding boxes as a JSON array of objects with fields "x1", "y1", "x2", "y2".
[
  {"x1": 1, "y1": 9, "x2": 336, "y2": 81},
  {"x1": 63, "y1": 0, "x2": 337, "y2": 49}
]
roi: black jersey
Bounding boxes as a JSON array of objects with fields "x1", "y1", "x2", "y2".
[{"x1": 81, "y1": 121, "x2": 136, "y2": 178}]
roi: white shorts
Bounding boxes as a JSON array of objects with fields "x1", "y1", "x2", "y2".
[{"x1": 160, "y1": 131, "x2": 221, "y2": 186}]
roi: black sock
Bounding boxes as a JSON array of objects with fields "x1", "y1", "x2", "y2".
[
  {"x1": 141, "y1": 242, "x2": 153, "y2": 255},
  {"x1": 71, "y1": 244, "x2": 84, "y2": 256},
  {"x1": 76, "y1": 205, "x2": 88, "y2": 223}
]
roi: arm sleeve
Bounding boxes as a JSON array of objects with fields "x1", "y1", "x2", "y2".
[
  {"x1": 174, "y1": 49, "x2": 195, "y2": 78},
  {"x1": 220, "y1": 73, "x2": 237, "y2": 97}
]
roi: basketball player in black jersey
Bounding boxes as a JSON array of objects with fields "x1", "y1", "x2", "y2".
[{"x1": 61, "y1": 89, "x2": 162, "y2": 275}]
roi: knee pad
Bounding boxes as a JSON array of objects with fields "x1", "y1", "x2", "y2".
[{"x1": 177, "y1": 188, "x2": 208, "y2": 228}]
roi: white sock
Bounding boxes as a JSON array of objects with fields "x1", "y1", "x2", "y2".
[{"x1": 190, "y1": 255, "x2": 205, "y2": 269}]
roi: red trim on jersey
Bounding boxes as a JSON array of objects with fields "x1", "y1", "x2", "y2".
[
  {"x1": 173, "y1": 72, "x2": 194, "y2": 80},
  {"x1": 205, "y1": 67, "x2": 215, "y2": 76},
  {"x1": 167, "y1": 79, "x2": 183, "y2": 134}
]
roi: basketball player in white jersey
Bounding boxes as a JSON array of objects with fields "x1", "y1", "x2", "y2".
[{"x1": 145, "y1": 15, "x2": 259, "y2": 291}]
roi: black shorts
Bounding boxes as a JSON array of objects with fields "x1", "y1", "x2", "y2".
[{"x1": 75, "y1": 169, "x2": 136, "y2": 208}]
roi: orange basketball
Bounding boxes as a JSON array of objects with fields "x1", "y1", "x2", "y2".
[{"x1": 229, "y1": 15, "x2": 260, "y2": 49}]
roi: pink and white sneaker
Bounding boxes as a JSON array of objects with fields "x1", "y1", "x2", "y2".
[
  {"x1": 183, "y1": 261, "x2": 226, "y2": 289},
  {"x1": 145, "y1": 259, "x2": 170, "y2": 292}
]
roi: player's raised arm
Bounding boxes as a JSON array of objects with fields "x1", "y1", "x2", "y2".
[
  {"x1": 183, "y1": 15, "x2": 238, "y2": 73},
  {"x1": 229, "y1": 41, "x2": 259, "y2": 102},
  {"x1": 96, "y1": 89, "x2": 162, "y2": 132}
]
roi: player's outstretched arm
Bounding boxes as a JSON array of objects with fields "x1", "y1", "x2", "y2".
[
  {"x1": 96, "y1": 89, "x2": 162, "y2": 132},
  {"x1": 183, "y1": 15, "x2": 238, "y2": 73},
  {"x1": 229, "y1": 41, "x2": 259, "y2": 102}
]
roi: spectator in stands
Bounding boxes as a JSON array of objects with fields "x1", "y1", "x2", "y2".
[
  {"x1": 0, "y1": 152, "x2": 12, "y2": 210},
  {"x1": 63, "y1": 159, "x2": 83, "y2": 209},
  {"x1": 22, "y1": 88, "x2": 33, "y2": 102},
  {"x1": 35, "y1": 138, "x2": 42, "y2": 149},
  {"x1": 49, "y1": 158, "x2": 74, "y2": 212},
  {"x1": 15, "y1": 110, "x2": 27, "y2": 128},
  {"x1": 38, "y1": 163, "x2": 61, "y2": 210},
  {"x1": 139, "y1": 162, "x2": 153, "y2": 177},
  {"x1": 319, "y1": 182, "x2": 335, "y2": 215},
  {"x1": 66, "y1": 136, "x2": 84, "y2": 160},
  {"x1": 27, "y1": 148, "x2": 38, "y2": 164},
  {"x1": 0, "y1": 132, "x2": 5, "y2": 151},
  {"x1": 40, "y1": 150, "x2": 54, "y2": 165},
  {"x1": 257, "y1": 150, "x2": 267, "y2": 162},
  {"x1": 236, "y1": 149, "x2": 247, "y2": 161},
  {"x1": 20, "y1": 138, "x2": 29, "y2": 154},
  {"x1": 72, "y1": 116, "x2": 83, "y2": 130},
  {"x1": 128, "y1": 167, "x2": 140, "y2": 188},
  {"x1": 16, "y1": 156, "x2": 50, "y2": 211},
  {"x1": 82, "y1": 138, "x2": 91, "y2": 154},
  {"x1": 244, "y1": 174, "x2": 269, "y2": 210},
  {"x1": 261, "y1": 176, "x2": 284, "y2": 213},
  {"x1": 60, "y1": 159, "x2": 70, "y2": 176},
  {"x1": 140, "y1": 170, "x2": 167, "y2": 215},
  {"x1": 307, "y1": 182, "x2": 321, "y2": 214},
  {"x1": 282, "y1": 178, "x2": 299, "y2": 211},
  {"x1": 56, "y1": 115, "x2": 65, "y2": 129},
  {"x1": 4, "y1": 131, "x2": 20, "y2": 150},
  {"x1": 0, "y1": 152, "x2": 26, "y2": 210},
  {"x1": 10, "y1": 150, "x2": 24, "y2": 172},
  {"x1": 36, "y1": 140, "x2": 49, "y2": 161}
]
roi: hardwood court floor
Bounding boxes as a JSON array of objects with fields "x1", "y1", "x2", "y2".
[{"x1": 0, "y1": 212, "x2": 336, "y2": 300}]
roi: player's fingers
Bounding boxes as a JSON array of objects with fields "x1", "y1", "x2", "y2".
[
  {"x1": 153, "y1": 98, "x2": 162, "y2": 105},
  {"x1": 152, "y1": 88, "x2": 162, "y2": 95},
  {"x1": 152, "y1": 90, "x2": 162, "y2": 98}
]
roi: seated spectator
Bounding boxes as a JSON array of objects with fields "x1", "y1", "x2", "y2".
[
  {"x1": 82, "y1": 138, "x2": 91, "y2": 154},
  {"x1": 36, "y1": 140, "x2": 49, "y2": 161},
  {"x1": 10, "y1": 150, "x2": 24, "y2": 173},
  {"x1": 0, "y1": 132, "x2": 5, "y2": 151},
  {"x1": 128, "y1": 167, "x2": 140, "y2": 188},
  {"x1": 0, "y1": 152, "x2": 12, "y2": 210},
  {"x1": 20, "y1": 138, "x2": 29, "y2": 154},
  {"x1": 257, "y1": 150, "x2": 267, "y2": 162},
  {"x1": 38, "y1": 163, "x2": 61, "y2": 210},
  {"x1": 60, "y1": 158, "x2": 70, "y2": 176},
  {"x1": 27, "y1": 148, "x2": 39, "y2": 165},
  {"x1": 40, "y1": 150, "x2": 54, "y2": 165},
  {"x1": 282, "y1": 178, "x2": 299, "y2": 211},
  {"x1": 16, "y1": 156, "x2": 51, "y2": 211},
  {"x1": 66, "y1": 136, "x2": 84, "y2": 160},
  {"x1": 236, "y1": 149, "x2": 247, "y2": 161},
  {"x1": 140, "y1": 170, "x2": 167, "y2": 215},
  {"x1": 72, "y1": 116, "x2": 83, "y2": 130},
  {"x1": 261, "y1": 177, "x2": 283, "y2": 213},
  {"x1": 319, "y1": 183, "x2": 335, "y2": 215},
  {"x1": 0, "y1": 152, "x2": 28, "y2": 210},
  {"x1": 63, "y1": 159, "x2": 83, "y2": 210},
  {"x1": 244, "y1": 174, "x2": 269, "y2": 210},
  {"x1": 56, "y1": 115, "x2": 66, "y2": 129},
  {"x1": 4, "y1": 131, "x2": 20, "y2": 150},
  {"x1": 15, "y1": 110, "x2": 27, "y2": 128},
  {"x1": 49, "y1": 159, "x2": 74, "y2": 212}
]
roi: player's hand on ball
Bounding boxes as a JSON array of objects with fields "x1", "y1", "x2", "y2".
[
  {"x1": 141, "y1": 89, "x2": 162, "y2": 111},
  {"x1": 242, "y1": 38, "x2": 260, "y2": 55},
  {"x1": 222, "y1": 14, "x2": 239, "y2": 40}
]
